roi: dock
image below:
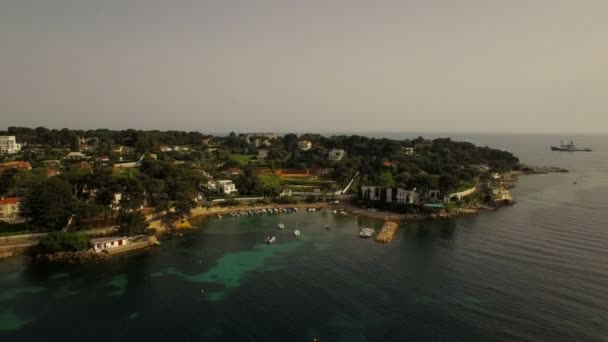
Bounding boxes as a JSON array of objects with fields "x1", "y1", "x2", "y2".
[{"x1": 375, "y1": 221, "x2": 399, "y2": 243}]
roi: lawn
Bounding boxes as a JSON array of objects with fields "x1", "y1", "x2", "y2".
[{"x1": 229, "y1": 154, "x2": 256, "y2": 165}]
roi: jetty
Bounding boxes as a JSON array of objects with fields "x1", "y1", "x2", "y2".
[{"x1": 375, "y1": 221, "x2": 399, "y2": 243}]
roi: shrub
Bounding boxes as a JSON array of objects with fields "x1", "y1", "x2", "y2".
[{"x1": 38, "y1": 231, "x2": 89, "y2": 253}]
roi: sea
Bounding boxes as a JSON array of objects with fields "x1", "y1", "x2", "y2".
[{"x1": 0, "y1": 133, "x2": 607, "y2": 342}]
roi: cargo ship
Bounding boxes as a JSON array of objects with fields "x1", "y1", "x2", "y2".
[{"x1": 550, "y1": 140, "x2": 592, "y2": 152}]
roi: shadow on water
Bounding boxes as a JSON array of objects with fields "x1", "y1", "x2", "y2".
[{"x1": 409, "y1": 220, "x2": 457, "y2": 241}]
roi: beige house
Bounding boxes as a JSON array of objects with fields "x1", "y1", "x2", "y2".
[{"x1": 0, "y1": 197, "x2": 24, "y2": 223}]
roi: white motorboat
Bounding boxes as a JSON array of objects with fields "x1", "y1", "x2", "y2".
[
  {"x1": 265, "y1": 236, "x2": 276, "y2": 244},
  {"x1": 278, "y1": 223, "x2": 285, "y2": 230},
  {"x1": 359, "y1": 228, "x2": 374, "y2": 238},
  {"x1": 294, "y1": 229, "x2": 301, "y2": 236},
  {"x1": 324, "y1": 224, "x2": 331, "y2": 230}
]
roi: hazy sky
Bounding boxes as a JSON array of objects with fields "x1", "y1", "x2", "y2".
[{"x1": 1, "y1": 0, "x2": 607, "y2": 133}]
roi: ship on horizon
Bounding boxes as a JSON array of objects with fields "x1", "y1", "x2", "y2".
[{"x1": 551, "y1": 140, "x2": 592, "y2": 152}]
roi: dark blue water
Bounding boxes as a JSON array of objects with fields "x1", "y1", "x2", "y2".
[{"x1": 1, "y1": 134, "x2": 607, "y2": 341}]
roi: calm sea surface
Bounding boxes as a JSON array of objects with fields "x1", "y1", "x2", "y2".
[{"x1": 1, "y1": 134, "x2": 607, "y2": 342}]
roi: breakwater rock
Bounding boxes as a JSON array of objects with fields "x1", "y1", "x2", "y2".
[
  {"x1": 375, "y1": 221, "x2": 399, "y2": 243},
  {"x1": 35, "y1": 250, "x2": 110, "y2": 264}
]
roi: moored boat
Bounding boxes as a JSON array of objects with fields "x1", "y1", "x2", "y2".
[
  {"x1": 265, "y1": 236, "x2": 276, "y2": 244},
  {"x1": 358, "y1": 228, "x2": 374, "y2": 238},
  {"x1": 294, "y1": 229, "x2": 301, "y2": 236},
  {"x1": 278, "y1": 223, "x2": 285, "y2": 230}
]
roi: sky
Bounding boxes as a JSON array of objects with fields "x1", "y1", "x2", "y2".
[{"x1": 1, "y1": 0, "x2": 607, "y2": 134}]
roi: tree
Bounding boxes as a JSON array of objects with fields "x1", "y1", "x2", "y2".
[
  {"x1": 235, "y1": 166, "x2": 260, "y2": 195},
  {"x1": 379, "y1": 172, "x2": 395, "y2": 188},
  {"x1": 21, "y1": 178, "x2": 75, "y2": 231},
  {"x1": 117, "y1": 210, "x2": 149, "y2": 236},
  {"x1": 439, "y1": 173, "x2": 460, "y2": 193},
  {"x1": 117, "y1": 178, "x2": 146, "y2": 211},
  {"x1": 174, "y1": 199, "x2": 194, "y2": 221},
  {"x1": 283, "y1": 133, "x2": 298, "y2": 151}
]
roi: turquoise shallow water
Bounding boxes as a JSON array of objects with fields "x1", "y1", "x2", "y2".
[{"x1": 0, "y1": 134, "x2": 607, "y2": 341}]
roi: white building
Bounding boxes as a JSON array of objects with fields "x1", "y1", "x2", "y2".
[
  {"x1": 362, "y1": 187, "x2": 420, "y2": 204},
  {"x1": 66, "y1": 151, "x2": 86, "y2": 160},
  {"x1": 279, "y1": 189, "x2": 293, "y2": 197},
  {"x1": 90, "y1": 236, "x2": 129, "y2": 252},
  {"x1": 0, "y1": 136, "x2": 22, "y2": 155},
  {"x1": 258, "y1": 149, "x2": 269, "y2": 160},
  {"x1": 328, "y1": 148, "x2": 347, "y2": 162},
  {"x1": 216, "y1": 180, "x2": 238, "y2": 195},
  {"x1": 247, "y1": 133, "x2": 277, "y2": 147},
  {"x1": 404, "y1": 147, "x2": 414, "y2": 156},
  {"x1": 173, "y1": 146, "x2": 190, "y2": 152},
  {"x1": 393, "y1": 188, "x2": 420, "y2": 204},
  {"x1": 361, "y1": 186, "x2": 382, "y2": 201},
  {"x1": 297, "y1": 140, "x2": 312, "y2": 151}
]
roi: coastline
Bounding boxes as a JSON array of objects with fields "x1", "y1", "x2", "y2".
[
  {"x1": 149, "y1": 202, "x2": 330, "y2": 232},
  {"x1": 152, "y1": 199, "x2": 500, "y2": 230}
]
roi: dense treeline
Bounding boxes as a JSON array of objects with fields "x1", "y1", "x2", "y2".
[{"x1": 2, "y1": 126, "x2": 210, "y2": 153}]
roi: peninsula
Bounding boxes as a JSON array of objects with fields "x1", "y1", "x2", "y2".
[{"x1": 0, "y1": 127, "x2": 525, "y2": 259}]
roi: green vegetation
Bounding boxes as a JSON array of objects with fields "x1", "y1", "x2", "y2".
[
  {"x1": 38, "y1": 231, "x2": 89, "y2": 253},
  {"x1": 117, "y1": 211, "x2": 149, "y2": 236},
  {"x1": 229, "y1": 154, "x2": 255, "y2": 165},
  {"x1": 2, "y1": 127, "x2": 520, "y2": 231},
  {"x1": 0, "y1": 222, "x2": 35, "y2": 236},
  {"x1": 20, "y1": 177, "x2": 75, "y2": 231}
]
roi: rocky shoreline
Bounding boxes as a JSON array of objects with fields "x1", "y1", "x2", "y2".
[
  {"x1": 35, "y1": 250, "x2": 111, "y2": 263},
  {"x1": 341, "y1": 202, "x2": 495, "y2": 223},
  {"x1": 517, "y1": 164, "x2": 569, "y2": 174}
]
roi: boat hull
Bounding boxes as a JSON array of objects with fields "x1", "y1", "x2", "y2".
[{"x1": 551, "y1": 146, "x2": 592, "y2": 152}]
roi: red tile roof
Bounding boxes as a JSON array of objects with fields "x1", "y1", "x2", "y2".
[
  {"x1": 0, "y1": 161, "x2": 32, "y2": 170},
  {"x1": 0, "y1": 197, "x2": 21, "y2": 205}
]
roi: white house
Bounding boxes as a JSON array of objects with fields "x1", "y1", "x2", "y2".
[
  {"x1": 258, "y1": 149, "x2": 269, "y2": 160},
  {"x1": 279, "y1": 189, "x2": 293, "y2": 197},
  {"x1": 246, "y1": 133, "x2": 277, "y2": 147},
  {"x1": 90, "y1": 236, "x2": 129, "y2": 252},
  {"x1": 0, "y1": 136, "x2": 22, "y2": 155},
  {"x1": 66, "y1": 151, "x2": 86, "y2": 160},
  {"x1": 404, "y1": 147, "x2": 414, "y2": 156},
  {"x1": 216, "y1": 180, "x2": 238, "y2": 195},
  {"x1": 159, "y1": 145, "x2": 172, "y2": 152},
  {"x1": 0, "y1": 197, "x2": 24, "y2": 223},
  {"x1": 328, "y1": 148, "x2": 347, "y2": 161},
  {"x1": 173, "y1": 146, "x2": 190, "y2": 152},
  {"x1": 297, "y1": 140, "x2": 312, "y2": 151}
]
